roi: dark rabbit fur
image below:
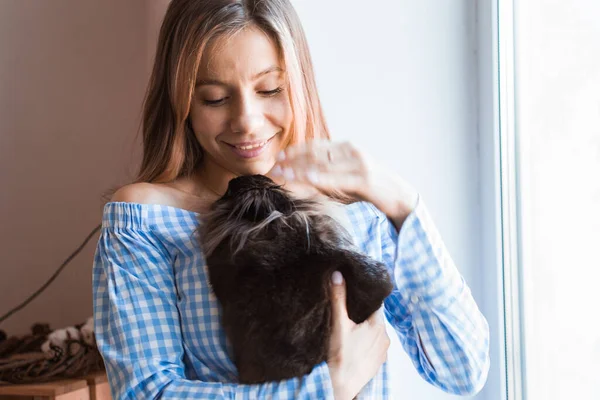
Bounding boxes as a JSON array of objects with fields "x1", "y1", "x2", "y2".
[{"x1": 199, "y1": 175, "x2": 394, "y2": 384}]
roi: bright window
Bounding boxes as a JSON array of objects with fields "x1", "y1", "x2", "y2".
[{"x1": 500, "y1": 1, "x2": 600, "y2": 399}]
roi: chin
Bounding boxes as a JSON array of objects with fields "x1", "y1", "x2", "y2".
[{"x1": 235, "y1": 158, "x2": 276, "y2": 176}]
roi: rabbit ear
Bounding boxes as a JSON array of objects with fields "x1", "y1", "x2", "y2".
[{"x1": 331, "y1": 249, "x2": 394, "y2": 324}]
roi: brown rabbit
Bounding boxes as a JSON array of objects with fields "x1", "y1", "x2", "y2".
[{"x1": 199, "y1": 175, "x2": 393, "y2": 384}]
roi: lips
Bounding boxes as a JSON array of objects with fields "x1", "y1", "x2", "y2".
[
  {"x1": 231, "y1": 140, "x2": 270, "y2": 151},
  {"x1": 225, "y1": 135, "x2": 276, "y2": 159}
]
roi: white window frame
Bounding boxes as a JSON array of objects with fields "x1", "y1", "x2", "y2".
[{"x1": 478, "y1": 0, "x2": 523, "y2": 399}]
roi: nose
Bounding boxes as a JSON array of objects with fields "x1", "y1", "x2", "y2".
[{"x1": 229, "y1": 93, "x2": 265, "y2": 135}]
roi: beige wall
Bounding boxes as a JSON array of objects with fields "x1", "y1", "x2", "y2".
[{"x1": 0, "y1": 0, "x2": 169, "y2": 335}]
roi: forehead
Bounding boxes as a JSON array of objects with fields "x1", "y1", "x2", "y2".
[{"x1": 198, "y1": 26, "x2": 282, "y2": 81}]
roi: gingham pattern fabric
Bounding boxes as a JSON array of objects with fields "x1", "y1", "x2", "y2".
[{"x1": 92, "y1": 197, "x2": 490, "y2": 399}]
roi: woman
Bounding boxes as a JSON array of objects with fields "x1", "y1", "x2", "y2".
[{"x1": 92, "y1": 0, "x2": 490, "y2": 398}]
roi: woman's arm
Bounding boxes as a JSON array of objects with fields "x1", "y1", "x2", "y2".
[
  {"x1": 272, "y1": 141, "x2": 490, "y2": 395},
  {"x1": 356, "y1": 159, "x2": 490, "y2": 395},
  {"x1": 93, "y1": 226, "x2": 335, "y2": 400},
  {"x1": 372, "y1": 197, "x2": 490, "y2": 396}
]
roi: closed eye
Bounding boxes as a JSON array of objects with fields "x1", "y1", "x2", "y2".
[
  {"x1": 259, "y1": 87, "x2": 283, "y2": 96},
  {"x1": 202, "y1": 87, "x2": 283, "y2": 107},
  {"x1": 203, "y1": 97, "x2": 229, "y2": 106}
]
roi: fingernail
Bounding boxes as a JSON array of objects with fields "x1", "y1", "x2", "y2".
[
  {"x1": 277, "y1": 151, "x2": 286, "y2": 161},
  {"x1": 307, "y1": 168, "x2": 319, "y2": 184},
  {"x1": 332, "y1": 271, "x2": 343, "y2": 285},
  {"x1": 283, "y1": 167, "x2": 295, "y2": 180},
  {"x1": 271, "y1": 165, "x2": 283, "y2": 176}
]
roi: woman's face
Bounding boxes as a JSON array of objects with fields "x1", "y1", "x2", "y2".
[{"x1": 189, "y1": 26, "x2": 293, "y2": 178}]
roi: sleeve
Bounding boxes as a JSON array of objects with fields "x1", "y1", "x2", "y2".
[
  {"x1": 376, "y1": 196, "x2": 490, "y2": 396},
  {"x1": 92, "y1": 226, "x2": 334, "y2": 400}
]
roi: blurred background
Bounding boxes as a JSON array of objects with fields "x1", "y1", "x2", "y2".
[{"x1": 0, "y1": 0, "x2": 162, "y2": 333}]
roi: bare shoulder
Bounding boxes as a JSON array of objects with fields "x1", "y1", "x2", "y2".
[
  {"x1": 110, "y1": 180, "x2": 209, "y2": 213},
  {"x1": 111, "y1": 182, "x2": 171, "y2": 205}
]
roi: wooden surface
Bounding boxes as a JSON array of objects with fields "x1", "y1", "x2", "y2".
[
  {"x1": 0, "y1": 379, "x2": 87, "y2": 396},
  {"x1": 84, "y1": 372, "x2": 110, "y2": 400},
  {"x1": 83, "y1": 373, "x2": 106, "y2": 386},
  {"x1": 0, "y1": 373, "x2": 110, "y2": 400}
]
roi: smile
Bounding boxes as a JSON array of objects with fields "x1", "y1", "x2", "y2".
[
  {"x1": 233, "y1": 140, "x2": 269, "y2": 150},
  {"x1": 225, "y1": 135, "x2": 277, "y2": 159}
]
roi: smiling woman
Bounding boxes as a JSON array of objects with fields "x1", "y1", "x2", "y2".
[
  {"x1": 133, "y1": 1, "x2": 330, "y2": 195},
  {"x1": 93, "y1": 0, "x2": 490, "y2": 399},
  {"x1": 189, "y1": 26, "x2": 292, "y2": 176}
]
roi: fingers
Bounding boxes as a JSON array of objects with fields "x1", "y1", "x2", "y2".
[
  {"x1": 281, "y1": 141, "x2": 357, "y2": 169},
  {"x1": 274, "y1": 141, "x2": 364, "y2": 178},
  {"x1": 330, "y1": 271, "x2": 350, "y2": 332},
  {"x1": 271, "y1": 143, "x2": 367, "y2": 198},
  {"x1": 280, "y1": 140, "x2": 357, "y2": 162},
  {"x1": 365, "y1": 307, "x2": 390, "y2": 361},
  {"x1": 277, "y1": 139, "x2": 331, "y2": 162},
  {"x1": 273, "y1": 165, "x2": 363, "y2": 188},
  {"x1": 303, "y1": 170, "x2": 365, "y2": 194}
]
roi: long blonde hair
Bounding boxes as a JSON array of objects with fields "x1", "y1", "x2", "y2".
[{"x1": 136, "y1": 0, "x2": 330, "y2": 184}]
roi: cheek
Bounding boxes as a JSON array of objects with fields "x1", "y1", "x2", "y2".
[
  {"x1": 268, "y1": 96, "x2": 293, "y2": 130},
  {"x1": 189, "y1": 106, "x2": 227, "y2": 144}
]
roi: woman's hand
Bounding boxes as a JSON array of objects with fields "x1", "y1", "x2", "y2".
[
  {"x1": 326, "y1": 271, "x2": 390, "y2": 400},
  {"x1": 269, "y1": 140, "x2": 419, "y2": 228}
]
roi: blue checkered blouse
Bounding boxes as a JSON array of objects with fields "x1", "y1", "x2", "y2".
[{"x1": 92, "y1": 197, "x2": 489, "y2": 399}]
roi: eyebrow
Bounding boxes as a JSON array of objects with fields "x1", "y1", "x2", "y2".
[{"x1": 195, "y1": 66, "x2": 283, "y2": 87}]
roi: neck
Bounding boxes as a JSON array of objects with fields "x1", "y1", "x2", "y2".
[
  {"x1": 195, "y1": 157, "x2": 239, "y2": 197},
  {"x1": 194, "y1": 157, "x2": 325, "y2": 201}
]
